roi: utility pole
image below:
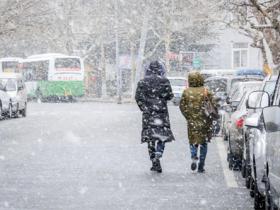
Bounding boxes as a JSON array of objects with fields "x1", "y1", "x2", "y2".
[{"x1": 115, "y1": 0, "x2": 122, "y2": 104}]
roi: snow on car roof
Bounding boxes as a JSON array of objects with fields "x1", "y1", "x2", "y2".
[{"x1": 167, "y1": 77, "x2": 187, "y2": 80}]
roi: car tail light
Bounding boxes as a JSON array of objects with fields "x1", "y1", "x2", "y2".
[{"x1": 236, "y1": 117, "x2": 244, "y2": 129}]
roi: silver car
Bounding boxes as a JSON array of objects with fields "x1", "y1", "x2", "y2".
[
  {"x1": 242, "y1": 76, "x2": 277, "y2": 209},
  {"x1": 0, "y1": 73, "x2": 27, "y2": 117},
  {"x1": 0, "y1": 81, "x2": 12, "y2": 119},
  {"x1": 167, "y1": 77, "x2": 187, "y2": 105},
  {"x1": 224, "y1": 81, "x2": 263, "y2": 141},
  {"x1": 227, "y1": 82, "x2": 263, "y2": 170},
  {"x1": 261, "y1": 74, "x2": 280, "y2": 209}
]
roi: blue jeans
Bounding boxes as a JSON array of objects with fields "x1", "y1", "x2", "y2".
[
  {"x1": 148, "y1": 141, "x2": 165, "y2": 160},
  {"x1": 190, "y1": 143, "x2": 208, "y2": 170}
]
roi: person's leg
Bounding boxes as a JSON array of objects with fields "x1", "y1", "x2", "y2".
[
  {"x1": 147, "y1": 141, "x2": 156, "y2": 161},
  {"x1": 190, "y1": 144, "x2": 198, "y2": 171},
  {"x1": 198, "y1": 143, "x2": 208, "y2": 172},
  {"x1": 155, "y1": 140, "x2": 165, "y2": 159}
]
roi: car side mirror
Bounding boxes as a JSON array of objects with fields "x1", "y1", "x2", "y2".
[
  {"x1": 263, "y1": 106, "x2": 280, "y2": 133},
  {"x1": 226, "y1": 96, "x2": 230, "y2": 104},
  {"x1": 246, "y1": 91, "x2": 270, "y2": 109},
  {"x1": 245, "y1": 113, "x2": 260, "y2": 128}
]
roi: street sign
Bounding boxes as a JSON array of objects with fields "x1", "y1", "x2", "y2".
[{"x1": 192, "y1": 57, "x2": 202, "y2": 69}]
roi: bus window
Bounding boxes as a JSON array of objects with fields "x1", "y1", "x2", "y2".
[
  {"x1": 2, "y1": 61, "x2": 20, "y2": 73},
  {"x1": 55, "y1": 58, "x2": 81, "y2": 70},
  {"x1": 22, "y1": 61, "x2": 49, "y2": 81}
]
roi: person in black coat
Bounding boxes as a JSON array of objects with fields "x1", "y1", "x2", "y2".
[{"x1": 135, "y1": 61, "x2": 175, "y2": 173}]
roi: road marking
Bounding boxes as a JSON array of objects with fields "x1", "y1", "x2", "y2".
[{"x1": 215, "y1": 138, "x2": 238, "y2": 188}]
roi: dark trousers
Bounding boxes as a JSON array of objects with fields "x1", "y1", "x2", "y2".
[
  {"x1": 190, "y1": 143, "x2": 208, "y2": 170},
  {"x1": 148, "y1": 141, "x2": 165, "y2": 160}
]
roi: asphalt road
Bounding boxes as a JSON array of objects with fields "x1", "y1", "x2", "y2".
[{"x1": 0, "y1": 102, "x2": 253, "y2": 210}]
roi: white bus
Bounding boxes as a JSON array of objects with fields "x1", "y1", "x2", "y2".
[
  {"x1": 0, "y1": 57, "x2": 23, "y2": 73},
  {"x1": 21, "y1": 53, "x2": 85, "y2": 100}
]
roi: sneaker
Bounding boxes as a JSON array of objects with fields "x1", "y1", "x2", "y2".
[
  {"x1": 198, "y1": 168, "x2": 205, "y2": 173},
  {"x1": 150, "y1": 160, "x2": 157, "y2": 171},
  {"x1": 191, "y1": 158, "x2": 198, "y2": 171},
  {"x1": 152, "y1": 159, "x2": 162, "y2": 173},
  {"x1": 198, "y1": 163, "x2": 205, "y2": 173}
]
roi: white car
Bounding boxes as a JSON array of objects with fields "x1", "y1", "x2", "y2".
[
  {"x1": 167, "y1": 77, "x2": 187, "y2": 105},
  {"x1": 0, "y1": 82, "x2": 12, "y2": 119},
  {"x1": 0, "y1": 73, "x2": 27, "y2": 117}
]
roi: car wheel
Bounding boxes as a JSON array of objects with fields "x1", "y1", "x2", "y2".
[
  {"x1": 250, "y1": 181, "x2": 255, "y2": 198},
  {"x1": 241, "y1": 139, "x2": 248, "y2": 178},
  {"x1": 8, "y1": 103, "x2": 12, "y2": 118},
  {"x1": 223, "y1": 129, "x2": 228, "y2": 141},
  {"x1": 21, "y1": 103, "x2": 27, "y2": 117},
  {"x1": 228, "y1": 153, "x2": 234, "y2": 170},
  {"x1": 245, "y1": 173, "x2": 251, "y2": 189},
  {"x1": 241, "y1": 159, "x2": 246, "y2": 178},
  {"x1": 265, "y1": 176, "x2": 273, "y2": 210},
  {"x1": 0, "y1": 102, "x2": 3, "y2": 119},
  {"x1": 254, "y1": 182, "x2": 265, "y2": 209}
]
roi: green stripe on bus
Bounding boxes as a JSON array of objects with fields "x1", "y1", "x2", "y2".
[{"x1": 38, "y1": 81, "x2": 84, "y2": 97}]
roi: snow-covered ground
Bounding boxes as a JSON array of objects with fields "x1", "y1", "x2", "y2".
[{"x1": 0, "y1": 102, "x2": 253, "y2": 210}]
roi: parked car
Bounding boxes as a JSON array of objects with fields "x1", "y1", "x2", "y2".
[
  {"x1": 0, "y1": 81, "x2": 12, "y2": 119},
  {"x1": 236, "y1": 68, "x2": 265, "y2": 77},
  {"x1": 0, "y1": 73, "x2": 27, "y2": 117},
  {"x1": 205, "y1": 76, "x2": 264, "y2": 138},
  {"x1": 242, "y1": 76, "x2": 277, "y2": 209},
  {"x1": 167, "y1": 77, "x2": 187, "y2": 105},
  {"x1": 205, "y1": 75, "x2": 264, "y2": 101},
  {"x1": 261, "y1": 73, "x2": 280, "y2": 209},
  {"x1": 223, "y1": 81, "x2": 264, "y2": 141},
  {"x1": 227, "y1": 82, "x2": 263, "y2": 170},
  {"x1": 200, "y1": 69, "x2": 237, "y2": 80},
  {"x1": 241, "y1": 76, "x2": 277, "y2": 195}
]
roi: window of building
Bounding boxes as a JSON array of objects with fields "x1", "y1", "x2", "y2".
[{"x1": 232, "y1": 42, "x2": 248, "y2": 68}]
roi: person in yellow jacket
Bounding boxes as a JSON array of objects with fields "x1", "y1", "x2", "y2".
[{"x1": 180, "y1": 72, "x2": 217, "y2": 173}]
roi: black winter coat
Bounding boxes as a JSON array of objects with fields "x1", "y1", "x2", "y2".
[{"x1": 135, "y1": 74, "x2": 175, "y2": 143}]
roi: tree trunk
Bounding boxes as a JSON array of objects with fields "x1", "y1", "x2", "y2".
[
  {"x1": 165, "y1": 30, "x2": 171, "y2": 72},
  {"x1": 135, "y1": 7, "x2": 149, "y2": 85},
  {"x1": 263, "y1": 29, "x2": 280, "y2": 71},
  {"x1": 100, "y1": 40, "x2": 107, "y2": 98},
  {"x1": 130, "y1": 42, "x2": 136, "y2": 99}
]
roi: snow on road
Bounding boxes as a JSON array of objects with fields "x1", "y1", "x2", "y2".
[{"x1": 0, "y1": 102, "x2": 253, "y2": 210}]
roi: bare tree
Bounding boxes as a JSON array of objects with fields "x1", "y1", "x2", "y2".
[{"x1": 224, "y1": 0, "x2": 280, "y2": 71}]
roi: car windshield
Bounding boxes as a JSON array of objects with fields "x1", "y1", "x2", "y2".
[
  {"x1": 236, "y1": 92, "x2": 249, "y2": 111},
  {"x1": 230, "y1": 77, "x2": 263, "y2": 88},
  {"x1": 169, "y1": 79, "x2": 186, "y2": 87},
  {"x1": 0, "y1": 78, "x2": 17, "y2": 91},
  {"x1": 230, "y1": 83, "x2": 261, "y2": 102},
  {"x1": 205, "y1": 79, "x2": 227, "y2": 93}
]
